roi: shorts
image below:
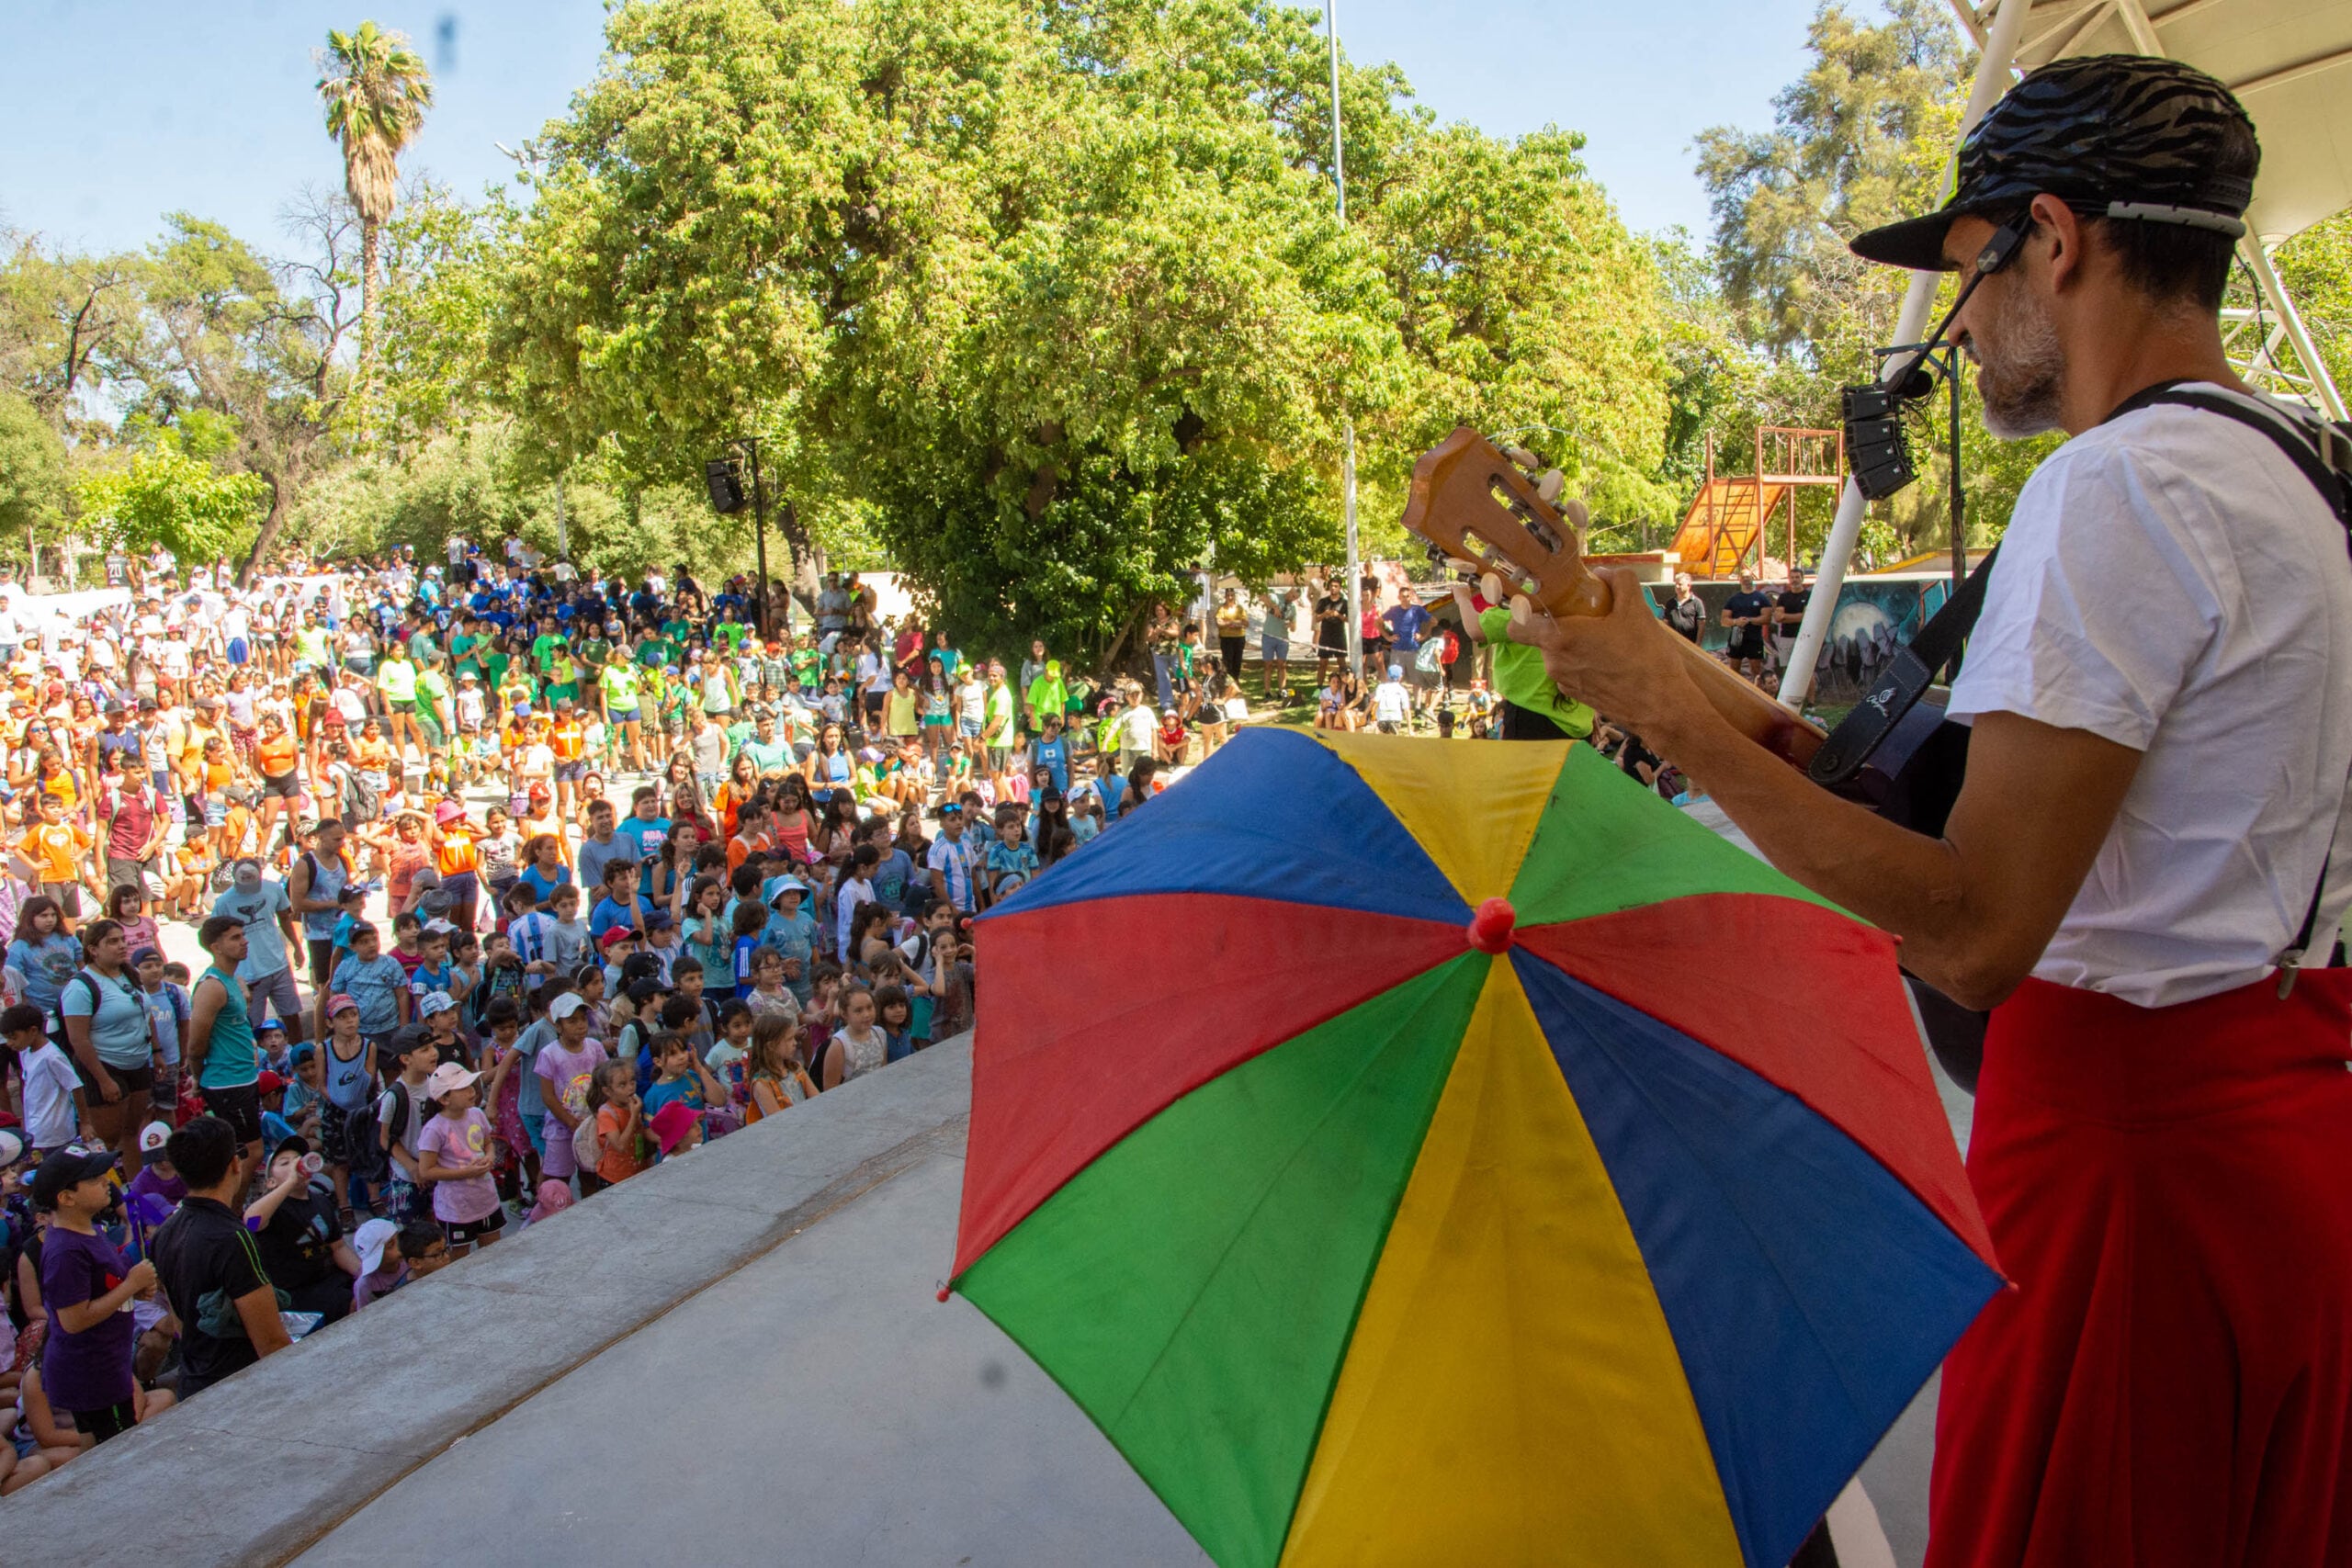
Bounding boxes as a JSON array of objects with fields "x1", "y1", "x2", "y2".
[
  {"x1": 309, "y1": 937, "x2": 340, "y2": 987},
  {"x1": 1318, "y1": 626, "x2": 1346, "y2": 655},
  {"x1": 958, "y1": 718, "x2": 982, "y2": 739},
  {"x1": 1262, "y1": 637, "x2": 1289, "y2": 660},
  {"x1": 201, "y1": 796, "x2": 226, "y2": 829},
  {"x1": 987, "y1": 746, "x2": 1011, "y2": 771},
  {"x1": 608, "y1": 707, "x2": 639, "y2": 724},
  {"x1": 523, "y1": 1112, "x2": 548, "y2": 1156},
  {"x1": 261, "y1": 771, "x2": 300, "y2": 800},
  {"x1": 442, "y1": 1207, "x2": 506, "y2": 1247},
  {"x1": 74, "y1": 1058, "x2": 154, "y2": 1095},
  {"x1": 203, "y1": 1080, "x2": 263, "y2": 1145},
  {"x1": 226, "y1": 637, "x2": 250, "y2": 667},
  {"x1": 40, "y1": 880, "x2": 84, "y2": 917},
  {"x1": 1407, "y1": 664, "x2": 1441, "y2": 690},
  {"x1": 388, "y1": 699, "x2": 415, "y2": 715},
  {"x1": 554, "y1": 761, "x2": 587, "y2": 783},
  {"x1": 67, "y1": 1400, "x2": 138, "y2": 1445}
]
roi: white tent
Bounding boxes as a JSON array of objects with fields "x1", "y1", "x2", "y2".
[{"x1": 1781, "y1": 0, "x2": 2352, "y2": 705}]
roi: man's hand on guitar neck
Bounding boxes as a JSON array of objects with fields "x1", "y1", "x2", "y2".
[{"x1": 1505, "y1": 568, "x2": 2142, "y2": 1011}]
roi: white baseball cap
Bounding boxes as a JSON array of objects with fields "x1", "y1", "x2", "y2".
[
  {"x1": 354, "y1": 1217, "x2": 399, "y2": 1276},
  {"x1": 424, "y1": 1062, "x2": 481, "y2": 1100},
  {"x1": 549, "y1": 992, "x2": 591, "y2": 1021},
  {"x1": 139, "y1": 1121, "x2": 174, "y2": 1153}
]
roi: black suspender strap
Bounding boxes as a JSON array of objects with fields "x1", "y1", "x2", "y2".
[{"x1": 2114, "y1": 384, "x2": 2352, "y2": 988}]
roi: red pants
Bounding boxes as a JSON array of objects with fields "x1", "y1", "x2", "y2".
[{"x1": 1928, "y1": 971, "x2": 2352, "y2": 1568}]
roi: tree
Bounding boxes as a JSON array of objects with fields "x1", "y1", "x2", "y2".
[
  {"x1": 0, "y1": 232, "x2": 139, "y2": 434},
  {"x1": 120, "y1": 208, "x2": 359, "y2": 583},
  {"x1": 1695, "y1": 1, "x2": 2060, "y2": 558},
  {"x1": 0, "y1": 389, "x2": 70, "y2": 562},
  {"x1": 1361, "y1": 123, "x2": 1675, "y2": 540},
  {"x1": 2267, "y1": 211, "x2": 2351, "y2": 401},
  {"x1": 75, "y1": 430, "x2": 268, "y2": 566},
  {"x1": 473, "y1": 0, "x2": 1679, "y2": 662},
  {"x1": 1696, "y1": 0, "x2": 1965, "y2": 364},
  {"x1": 316, "y1": 19, "x2": 433, "y2": 434}
]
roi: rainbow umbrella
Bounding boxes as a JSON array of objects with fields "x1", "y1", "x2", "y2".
[{"x1": 949, "y1": 728, "x2": 1999, "y2": 1568}]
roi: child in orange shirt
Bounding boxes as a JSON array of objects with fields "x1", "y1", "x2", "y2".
[
  {"x1": 14, "y1": 790, "x2": 94, "y2": 922},
  {"x1": 585, "y1": 1058, "x2": 647, "y2": 1188}
]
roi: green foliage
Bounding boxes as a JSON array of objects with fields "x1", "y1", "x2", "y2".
[
  {"x1": 1696, "y1": 0, "x2": 1965, "y2": 366},
  {"x1": 476, "y1": 0, "x2": 1671, "y2": 666},
  {"x1": 2268, "y1": 211, "x2": 2351, "y2": 401},
  {"x1": 75, "y1": 430, "x2": 268, "y2": 562},
  {"x1": 0, "y1": 390, "x2": 70, "y2": 547},
  {"x1": 1363, "y1": 124, "x2": 1674, "y2": 538}
]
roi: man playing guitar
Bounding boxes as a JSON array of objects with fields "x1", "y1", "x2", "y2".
[{"x1": 1506, "y1": 57, "x2": 2352, "y2": 1568}]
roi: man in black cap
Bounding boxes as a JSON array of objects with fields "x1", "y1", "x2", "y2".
[{"x1": 1507, "y1": 55, "x2": 2351, "y2": 1568}]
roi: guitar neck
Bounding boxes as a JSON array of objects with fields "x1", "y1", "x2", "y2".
[{"x1": 1660, "y1": 627, "x2": 1824, "y2": 768}]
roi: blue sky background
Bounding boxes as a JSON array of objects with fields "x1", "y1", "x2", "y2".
[{"x1": 0, "y1": 0, "x2": 1821, "y2": 257}]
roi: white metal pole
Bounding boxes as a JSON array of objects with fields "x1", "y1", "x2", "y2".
[
  {"x1": 1327, "y1": 0, "x2": 1363, "y2": 680},
  {"x1": 1779, "y1": 0, "x2": 2030, "y2": 711},
  {"x1": 2242, "y1": 240, "x2": 2347, "y2": 421},
  {"x1": 554, "y1": 478, "x2": 571, "y2": 562}
]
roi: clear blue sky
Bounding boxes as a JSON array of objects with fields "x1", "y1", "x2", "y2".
[{"x1": 0, "y1": 0, "x2": 1820, "y2": 257}]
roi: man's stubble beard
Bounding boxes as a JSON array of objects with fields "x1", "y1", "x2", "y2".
[{"x1": 1972, "y1": 283, "x2": 2067, "y2": 439}]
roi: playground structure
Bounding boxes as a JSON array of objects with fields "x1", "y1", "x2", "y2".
[{"x1": 1667, "y1": 425, "x2": 1847, "y2": 580}]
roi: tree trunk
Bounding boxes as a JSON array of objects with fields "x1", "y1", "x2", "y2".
[
  {"x1": 357, "y1": 217, "x2": 380, "y2": 438},
  {"x1": 775, "y1": 499, "x2": 823, "y2": 614},
  {"x1": 1097, "y1": 599, "x2": 1148, "y2": 682},
  {"x1": 238, "y1": 471, "x2": 288, "y2": 589}
]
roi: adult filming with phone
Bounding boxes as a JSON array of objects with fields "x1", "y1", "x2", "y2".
[{"x1": 1508, "y1": 57, "x2": 2352, "y2": 1568}]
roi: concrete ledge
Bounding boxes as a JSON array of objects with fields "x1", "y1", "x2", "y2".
[{"x1": 11, "y1": 1035, "x2": 1139, "y2": 1566}]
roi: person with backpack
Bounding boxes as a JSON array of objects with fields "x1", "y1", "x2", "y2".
[
  {"x1": 288, "y1": 818, "x2": 352, "y2": 1042},
  {"x1": 533, "y1": 993, "x2": 607, "y2": 1195},
  {"x1": 55, "y1": 918, "x2": 161, "y2": 1176},
  {"x1": 314, "y1": 994, "x2": 377, "y2": 1226},
  {"x1": 361, "y1": 1028, "x2": 441, "y2": 1227},
  {"x1": 132, "y1": 944, "x2": 190, "y2": 1124}
]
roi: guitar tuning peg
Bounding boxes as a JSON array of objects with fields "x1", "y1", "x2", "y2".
[
  {"x1": 1534, "y1": 468, "x2": 1565, "y2": 504},
  {"x1": 1501, "y1": 446, "x2": 1540, "y2": 471}
]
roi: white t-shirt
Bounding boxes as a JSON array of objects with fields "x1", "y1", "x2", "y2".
[
  {"x1": 1118, "y1": 705, "x2": 1157, "y2": 750},
  {"x1": 21, "y1": 1041, "x2": 81, "y2": 1147},
  {"x1": 1373, "y1": 681, "x2": 1410, "y2": 724},
  {"x1": 1949, "y1": 385, "x2": 2352, "y2": 1008}
]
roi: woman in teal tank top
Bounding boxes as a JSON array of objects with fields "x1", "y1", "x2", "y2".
[{"x1": 188, "y1": 916, "x2": 263, "y2": 1167}]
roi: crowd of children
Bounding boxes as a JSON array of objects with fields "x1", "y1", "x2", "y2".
[{"x1": 0, "y1": 545, "x2": 1205, "y2": 1479}]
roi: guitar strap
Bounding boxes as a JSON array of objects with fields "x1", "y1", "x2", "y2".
[
  {"x1": 1814, "y1": 378, "x2": 2352, "y2": 976},
  {"x1": 1805, "y1": 547, "x2": 2000, "y2": 789}
]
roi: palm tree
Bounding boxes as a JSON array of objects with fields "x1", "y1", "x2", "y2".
[{"x1": 316, "y1": 20, "x2": 433, "y2": 434}]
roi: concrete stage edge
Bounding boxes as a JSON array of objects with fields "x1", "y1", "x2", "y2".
[{"x1": 13, "y1": 1030, "x2": 1967, "y2": 1567}]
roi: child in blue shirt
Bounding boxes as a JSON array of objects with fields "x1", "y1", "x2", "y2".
[{"x1": 332, "y1": 922, "x2": 413, "y2": 1041}]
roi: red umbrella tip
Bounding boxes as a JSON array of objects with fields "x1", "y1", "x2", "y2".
[
  {"x1": 935, "y1": 1284, "x2": 952, "y2": 1303},
  {"x1": 1467, "y1": 897, "x2": 1518, "y2": 955}
]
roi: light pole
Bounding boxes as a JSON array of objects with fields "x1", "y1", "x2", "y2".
[{"x1": 1326, "y1": 0, "x2": 1362, "y2": 678}]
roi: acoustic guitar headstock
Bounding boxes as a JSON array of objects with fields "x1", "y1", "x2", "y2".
[{"x1": 1399, "y1": 428, "x2": 1610, "y2": 619}]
